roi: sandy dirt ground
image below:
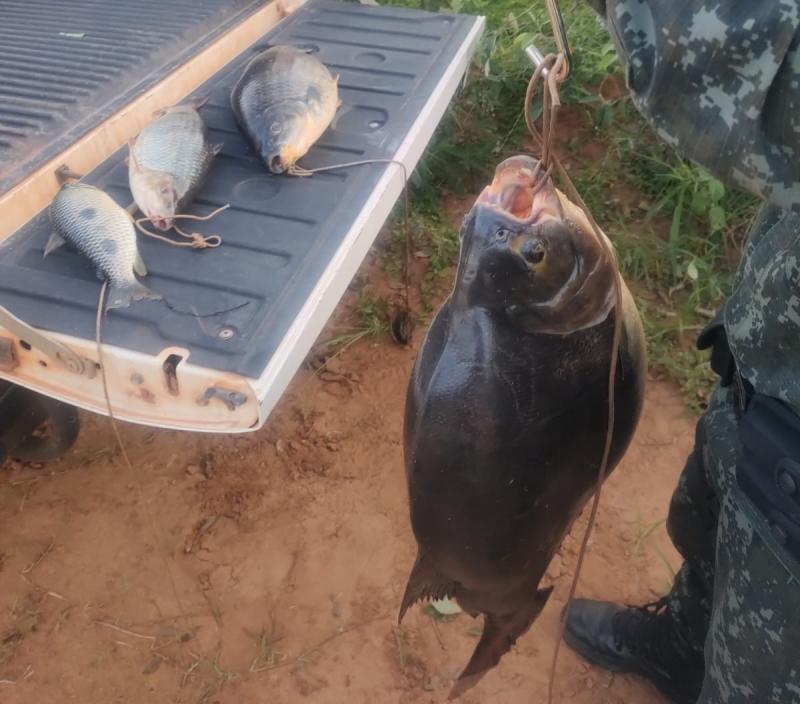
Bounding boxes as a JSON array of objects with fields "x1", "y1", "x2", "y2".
[
  {"x1": 0, "y1": 281, "x2": 694, "y2": 704},
  {"x1": 0, "y1": 178, "x2": 694, "y2": 704}
]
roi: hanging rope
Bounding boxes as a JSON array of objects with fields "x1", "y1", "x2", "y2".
[
  {"x1": 133, "y1": 204, "x2": 229, "y2": 248},
  {"x1": 306, "y1": 158, "x2": 414, "y2": 344},
  {"x1": 94, "y1": 282, "x2": 192, "y2": 634},
  {"x1": 521, "y1": 9, "x2": 625, "y2": 704}
]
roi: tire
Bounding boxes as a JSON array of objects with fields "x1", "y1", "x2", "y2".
[{"x1": 0, "y1": 383, "x2": 80, "y2": 464}]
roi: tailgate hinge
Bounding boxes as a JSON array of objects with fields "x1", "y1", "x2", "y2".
[{"x1": 0, "y1": 305, "x2": 93, "y2": 377}]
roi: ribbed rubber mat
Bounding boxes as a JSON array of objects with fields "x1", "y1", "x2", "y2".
[
  {"x1": 0, "y1": 0, "x2": 480, "y2": 379},
  {"x1": 0, "y1": 0, "x2": 262, "y2": 194}
]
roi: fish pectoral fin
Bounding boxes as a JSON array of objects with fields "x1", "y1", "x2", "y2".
[
  {"x1": 43, "y1": 231, "x2": 67, "y2": 257},
  {"x1": 127, "y1": 139, "x2": 142, "y2": 173},
  {"x1": 450, "y1": 586, "x2": 553, "y2": 700},
  {"x1": 399, "y1": 551, "x2": 456, "y2": 624},
  {"x1": 211, "y1": 142, "x2": 224, "y2": 156},
  {"x1": 133, "y1": 252, "x2": 148, "y2": 277}
]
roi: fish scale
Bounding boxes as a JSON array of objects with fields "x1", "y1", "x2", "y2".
[
  {"x1": 48, "y1": 183, "x2": 160, "y2": 310},
  {"x1": 130, "y1": 107, "x2": 216, "y2": 208},
  {"x1": 246, "y1": 48, "x2": 331, "y2": 103},
  {"x1": 243, "y1": 66, "x2": 311, "y2": 105},
  {"x1": 231, "y1": 45, "x2": 338, "y2": 174}
]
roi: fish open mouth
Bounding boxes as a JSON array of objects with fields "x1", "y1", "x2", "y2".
[
  {"x1": 149, "y1": 217, "x2": 172, "y2": 231},
  {"x1": 477, "y1": 155, "x2": 563, "y2": 224},
  {"x1": 267, "y1": 155, "x2": 285, "y2": 174}
]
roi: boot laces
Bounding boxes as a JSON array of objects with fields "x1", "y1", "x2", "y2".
[{"x1": 611, "y1": 597, "x2": 693, "y2": 669}]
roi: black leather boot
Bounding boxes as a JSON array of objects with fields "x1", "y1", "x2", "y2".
[{"x1": 563, "y1": 598, "x2": 705, "y2": 704}]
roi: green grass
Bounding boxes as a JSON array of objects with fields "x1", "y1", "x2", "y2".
[
  {"x1": 373, "y1": 0, "x2": 760, "y2": 410},
  {"x1": 386, "y1": 0, "x2": 619, "y2": 194},
  {"x1": 315, "y1": 289, "x2": 390, "y2": 354}
]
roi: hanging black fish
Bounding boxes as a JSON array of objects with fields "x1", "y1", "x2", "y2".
[{"x1": 399, "y1": 155, "x2": 646, "y2": 697}]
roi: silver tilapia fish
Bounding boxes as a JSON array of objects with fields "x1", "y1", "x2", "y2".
[
  {"x1": 231, "y1": 45, "x2": 339, "y2": 175},
  {"x1": 128, "y1": 104, "x2": 221, "y2": 230},
  {"x1": 46, "y1": 183, "x2": 161, "y2": 311}
]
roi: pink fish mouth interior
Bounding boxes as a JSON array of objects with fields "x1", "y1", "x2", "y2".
[
  {"x1": 477, "y1": 158, "x2": 563, "y2": 224},
  {"x1": 149, "y1": 217, "x2": 172, "y2": 231}
]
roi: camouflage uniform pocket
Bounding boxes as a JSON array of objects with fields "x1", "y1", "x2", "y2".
[{"x1": 699, "y1": 484, "x2": 800, "y2": 704}]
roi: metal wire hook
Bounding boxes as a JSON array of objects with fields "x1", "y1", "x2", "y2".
[{"x1": 526, "y1": 0, "x2": 572, "y2": 81}]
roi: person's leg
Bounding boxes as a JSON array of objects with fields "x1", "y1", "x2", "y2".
[
  {"x1": 663, "y1": 393, "x2": 722, "y2": 649},
  {"x1": 565, "y1": 203, "x2": 800, "y2": 704},
  {"x1": 563, "y1": 390, "x2": 729, "y2": 704},
  {"x1": 695, "y1": 206, "x2": 800, "y2": 703},
  {"x1": 699, "y1": 449, "x2": 800, "y2": 703}
]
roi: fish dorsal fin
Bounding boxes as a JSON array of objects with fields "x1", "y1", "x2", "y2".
[
  {"x1": 133, "y1": 252, "x2": 148, "y2": 277},
  {"x1": 43, "y1": 231, "x2": 67, "y2": 257},
  {"x1": 399, "y1": 551, "x2": 456, "y2": 623}
]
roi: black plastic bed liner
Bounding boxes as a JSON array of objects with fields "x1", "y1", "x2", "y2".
[
  {"x1": 0, "y1": 0, "x2": 265, "y2": 194},
  {"x1": 0, "y1": 0, "x2": 480, "y2": 379}
]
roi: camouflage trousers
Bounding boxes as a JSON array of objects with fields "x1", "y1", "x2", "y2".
[{"x1": 665, "y1": 204, "x2": 800, "y2": 703}]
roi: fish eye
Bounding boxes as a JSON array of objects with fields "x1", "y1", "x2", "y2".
[
  {"x1": 495, "y1": 227, "x2": 511, "y2": 242},
  {"x1": 270, "y1": 121, "x2": 283, "y2": 135}
]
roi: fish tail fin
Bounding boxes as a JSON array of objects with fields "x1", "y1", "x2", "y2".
[
  {"x1": 106, "y1": 279, "x2": 162, "y2": 311},
  {"x1": 449, "y1": 586, "x2": 553, "y2": 699},
  {"x1": 399, "y1": 551, "x2": 456, "y2": 624}
]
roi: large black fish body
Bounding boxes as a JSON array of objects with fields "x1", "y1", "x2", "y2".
[{"x1": 400, "y1": 156, "x2": 646, "y2": 696}]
